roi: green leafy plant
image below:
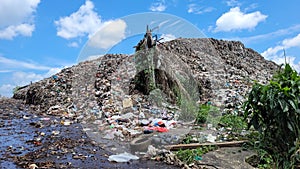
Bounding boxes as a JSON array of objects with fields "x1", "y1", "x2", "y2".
[
  {"x1": 244, "y1": 132, "x2": 274, "y2": 168},
  {"x1": 182, "y1": 134, "x2": 194, "y2": 144},
  {"x1": 196, "y1": 104, "x2": 220, "y2": 126},
  {"x1": 257, "y1": 149, "x2": 274, "y2": 169},
  {"x1": 246, "y1": 148, "x2": 274, "y2": 169},
  {"x1": 196, "y1": 104, "x2": 210, "y2": 124},
  {"x1": 244, "y1": 63, "x2": 300, "y2": 168},
  {"x1": 219, "y1": 114, "x2": 247, "y2": 132},
  {"x1": 176, "y1": 146, "x2": 216, "y2": 164}
]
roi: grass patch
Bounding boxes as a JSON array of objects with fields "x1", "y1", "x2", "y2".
[
  {"x1": 175, "y1": 146, "x2": 217, "y2": 164},
  {"x1": 219, "y1": 114, "x2": 247, "y2": 132}
]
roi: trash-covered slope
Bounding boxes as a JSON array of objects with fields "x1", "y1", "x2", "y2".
[
  {"x1": 161, "y1": 38, "x2": 278, "y2": 114},
  {"x1": 13, "y1": 38, "x2": 278, "y2": 116}
]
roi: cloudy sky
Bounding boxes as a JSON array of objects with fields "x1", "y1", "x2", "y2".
[{"x1": 0, "y1": 0, "x2": 299, "y2": 97}]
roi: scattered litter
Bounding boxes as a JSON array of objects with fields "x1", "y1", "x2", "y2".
[
  {"x1": 10, "y1": 37, "x2": 279, "y2": 164},
  {"x1": 122, "y1": 98, "x2": 133, "y2": 108},
  {"x1": 108, "y1": 152, "x2": 139, "y2": 162},
  {"x1": 40, "y1": 117, "x2": 50, "y2": 121},
  {"x1": 61, "y1": 120, "x2": 71, "y2": 126},
  {"x1": 144, "y1": 126, "x2": 169, "y2": 132},
  {"x1": 145, "y1": 145, "x2": 158, "y2": 157},
  {"x1": 52, "y1": 130, "x2": 60, "y2": 135},
  {"x1": 23, "y1": 115, "x2": 31, "y2": 120},
  {"x1": 29, "y1": 164, "x2": 38, "y2": 169},
  {"x1": 207, "y1": 123, "x2": 213, "y2": 129},
  {"x1": 206, "y1": 134, "x2": 216, "y2": 143},
  {"x1": 194, "y1": 156, "x2": 202, "y2": 161}
]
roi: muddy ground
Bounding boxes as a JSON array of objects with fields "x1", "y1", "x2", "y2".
[{"x1": 0, "y1": 98, "x2": 178, "y2": 169}]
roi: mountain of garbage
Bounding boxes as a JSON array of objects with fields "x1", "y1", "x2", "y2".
[
  {"x1": 13, "y1": 38, "x2": 278, "y2": 116},
  {"x1": 12, "y1": 38, "x2": 279, "y2": 155}
]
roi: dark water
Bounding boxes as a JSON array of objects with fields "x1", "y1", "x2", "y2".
[{"x1": 0, "y1": 99, "x2": 178, "y2": 169}]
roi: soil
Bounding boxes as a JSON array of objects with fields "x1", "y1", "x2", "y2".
[{"x1": 0, "y1": 98, "x2": 178, "y2": 169}]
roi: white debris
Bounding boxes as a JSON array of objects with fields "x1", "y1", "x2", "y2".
[{"x1": 108, "y1": 152, "x2": 139, "y2": 162}]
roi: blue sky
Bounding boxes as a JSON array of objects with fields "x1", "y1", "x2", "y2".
[{"x1": 0, "y1": 0, "x2": 300, "y2": 97}]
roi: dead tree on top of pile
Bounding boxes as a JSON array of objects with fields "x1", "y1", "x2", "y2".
[{"x1": 134, "y1": 25, "x2": 162, "y2": 52}]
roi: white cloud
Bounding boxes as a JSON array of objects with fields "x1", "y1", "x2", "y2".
[
  {"x1": 237, "y1": 24, "x2": 300, "y2": 45},
  {"x1": 86, "y1": 55, "x2": 102, "y2": 61},
  {"x1": 12, "y1": 71, "x2": 44, "y2": 86},
  {"x1": 11, "y1": 68, "x2": 61, "y2": 86},
  {"x1": 54, "y1": 0, "x2": 126, "y2": 49},
  {"x1": 261, "y1": 45, "x2": 283, "y2": 59},
  {"x1": 262, "y1": 33, "x2": 300, "y2": 59},
  {"x1": 0, "y1": 55, "x2": 64, "y2": 97},
  {"x1": 282, "y1": 33, "x2": 300, "y2": 47},
  {"x1": 188, "y1": 4, "x2": 215, "y2": 14},
  {"x1": 0, "y1": 0, "x2": 40, "y2": 39},
  {"x1": 149, "y1": 1, "x2": 167, "y2": 12},
  {"x1": 0, "y1": 24, "x2": 35, "y2": 40},
  {"x1": 261, "y1": 33, "x2": 300, "y2": 72},
  {"x1": 0, "y1": 84, "x2": 15, "y2": 98},
  {"x1": 0, "y1": 70, "x2": 13, "y2": 73},
  {"x1": 0, "y1": 68, "x2": 62, "y2": 97},
  {"x1": 0, "y1": 56, "x2": 51, "y2": 70},
  {"x1": 68, "y1": 42, "x2": 79, "y2": 48},
  {"x1": 54, "y1": 0, "x2": 102, "y2": 39},
  {"x1": 225, "y1": 0, "x2": 241, "y2": 7},
  {"x1": 272, "y1": 56, "x2": 300, "y2": 72},
  {"x1": 245, "y1": 3, "x2": 259, "y2": 12},
  {"x1": 88, "y1": 19, "x2": 127, "y2": 49},
  {"x1": 160, "y1": 34, "x2": 176, "y2": 42},
  {"x1": 215, "y1": 7, "x2": 267, "y2": 32},
  {"x1": 44, "y1": 67, "x2": 62, "y2": 77}
]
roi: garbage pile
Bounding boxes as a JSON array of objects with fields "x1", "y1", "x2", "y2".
[
  {"x1": 83, "y1": 48, "x2": 198, "y2": 154},
  {"x1": 13, "y1": 55, "x2": 112, "y2": 114},
  {"x1": 160, "y1": 38, "x2": 278, "y2": 115},
  {"x1": 13, "y1": 38, "x2": 279, "y2": 155},
  {"x1": 13, "y1": 67, "x2": 74, "y2": 114}
]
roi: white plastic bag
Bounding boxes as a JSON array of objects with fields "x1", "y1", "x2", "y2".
[{"x1": 108, "y1": 152, "x2": 139, "y2": 162}]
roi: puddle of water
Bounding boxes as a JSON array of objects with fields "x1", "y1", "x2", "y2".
[{"x1": 0, "y1": 161, "x2": 20, "y2": 169}]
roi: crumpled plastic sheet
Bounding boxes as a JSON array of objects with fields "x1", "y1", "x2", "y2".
[{"x1": 108, "y1": 152, "x2": 139, "y2": 162}]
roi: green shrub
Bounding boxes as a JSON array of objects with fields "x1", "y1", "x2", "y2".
[
  {"x1": 176, "y1": 146, "x2": 216, "y2": 164},
  {"x1": 196, "y1": 104, "x2": 221, "y2": 124},
  {"x1": 244, "y1": 64, "x2": 300, "y2": 168},
  {"x1": 219, "y1": 114, "x2": 247, "y2": 132},
  {"x1": 196, "y1": 104, "x2": 210, "y2": 124}
]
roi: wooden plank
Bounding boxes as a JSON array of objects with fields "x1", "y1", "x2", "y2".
[{"x1": 165, "y1": 140, "x2": 248, "y2": 150}]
